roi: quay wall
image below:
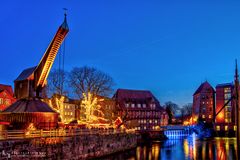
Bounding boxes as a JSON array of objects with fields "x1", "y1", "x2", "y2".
[{"x1": 0, "y1": 132, "x2": 140, "y2": 159}]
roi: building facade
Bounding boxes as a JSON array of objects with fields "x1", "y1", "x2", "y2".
[
  {"x1": 192, "y1": 81, "x2": 215, "y2": 124},
  {"x1": 113, "y1": 89, "x2": 168, "y2": 132},
  {"x1": 96, "y1": 96, "x2": 117, "y2": 125},
  {"x1": 0, "y1": 84, "x2": 16, "y2": 111},
  {"x1": 215, "y1": 83, "x2": 236, "y2": 132},
  {"x1": 44, "y1": 94, "x2": 79, "y2": 124}
]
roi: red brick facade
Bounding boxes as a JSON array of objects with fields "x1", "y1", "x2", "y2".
[
  {"x1": 192, "y1": 81, "x2": 215, "y2": 124},
  {"x1": 0, "y1": 84, "x2": 16, "y2": 111},
  {"x1": 113, "y1": 89, "x2": 168, "y2": 131},
  {"x1": 215, "y1": 83, "x2": 236, "y2": 132}
]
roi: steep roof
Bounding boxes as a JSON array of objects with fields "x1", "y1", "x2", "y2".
[
  {"x1": 193, "y1": 81, "x2": 215, "y2": 96},
  {"x1": 0, "y1": 84, "x2": 14, "y2": 96},
  {"x1": 15, "y1": 66, "x2": 36, "y2": 82},
  {"x1": 114, "y1": 89, "x2": 156, "y2": 100},
  {"x1": 113, "y1": 88, "x2": 163, "y2": 110},
  {"x1": 3, "y1": 99, "x2": 56, "y2": 113}
]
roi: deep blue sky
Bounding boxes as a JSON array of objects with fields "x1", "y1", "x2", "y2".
[{"x1": 1, "y1": 1, "x2": 240, "y2": 106}]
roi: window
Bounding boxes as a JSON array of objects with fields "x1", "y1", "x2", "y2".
[
  {"x1": 216, "y1": 126, "x2": 220, "y2": 131},
  {"x1": 143, "y1": 104, "x2": 146, "y2": 108},
  {"x1": 131, "y1": 103, "x2": 135, "y2": 108},
  {"x1": 234, "y1": 125, "x2": 237, "y2": 131},
  {"x1": 4, "y1": 99, "x2": 10, "y2": 106},
  {"x1": 137, "y1": 104, "x2": 141, "y2": 108},
  {"x1": 224, "y1": 87, "x2": 231, "y2": 93},
  {"x1": 209, "y1": 115, "x2": 212, "y2": 118},
  {"x1": 153, "y1": 104, "x2": 156, "y2": 109},
  {"x1": 202, "y1": 115, "x2": 205, "y2": 118},
  {"x1": 225, "y1": 126, "x2": 228, "y2": 131},
  {"x1": 0, "y1": 98, "x2": 3, "y2": 105},
  {"x1": 125, "y1": 103, "x2": 129, "y2": 108}
]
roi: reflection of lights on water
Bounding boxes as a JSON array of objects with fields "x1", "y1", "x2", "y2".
[
  {"x1": 143, "y1": 146, "x2": 147, "y2": 160},
  {"x1": 152, "y1": 143, "x2": 160, "y2": 160},
  {"x1": 133, "y1": 135, "x2": 237, "y2": 160},
  {"x1": 136, "y1": 146, "x2": 141, "y2": 160}
]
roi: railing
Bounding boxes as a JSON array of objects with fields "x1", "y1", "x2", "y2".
[{"x1": 0, "y1": 128, "x2": 136, "y2": 140}]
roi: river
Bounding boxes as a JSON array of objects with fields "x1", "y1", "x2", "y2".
[{"x1": 101, "y1": 133, "x2": 237, "y2": 160}]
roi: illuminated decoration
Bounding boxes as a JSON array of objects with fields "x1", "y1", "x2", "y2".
[
  {"x1": 44, "y1": 94, "x2": 78, "y2": 124},
  {"x1": 80, "y1": 92, "x2": 108, "y2": 127},
  {"x1": 25, "y1": 123, "x2": 36, "y2": 136},
  {"x1": 114, "y1": 117, "x2": 123, "y2": 128}
]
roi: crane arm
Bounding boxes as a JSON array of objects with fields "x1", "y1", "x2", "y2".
[{"x1": 34, "y1": 15, "x2": 69, "y2": 91}]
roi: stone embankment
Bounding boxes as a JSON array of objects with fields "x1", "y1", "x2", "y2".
[{"x1": 0, "y1": 132, "x2": 140, "y2": 159}]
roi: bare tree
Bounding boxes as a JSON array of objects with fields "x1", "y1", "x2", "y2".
[
  {"x1": 164, "y1": 101, "x2": 179, "y2": 124},
  {"x1": 182, "y1": 103, "x2": 193, "y2": 117},
  {"x1": 68, "y1": 66, "x2": 115, "y2": 99},
  {"x1": 46, "y1": 69, "x2": 68, "y2": 97}
]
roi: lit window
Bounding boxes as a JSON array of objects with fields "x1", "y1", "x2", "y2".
[
  {"x1": 202, "y1": 115, "x2": 205, "y2": 118},
  {"x1": 155, "y1": 120, "x2": 157, "y2": 123},
  {"x1": 138, "y1": 104, "x2": 141, "y2": 108},
  {"x1": 0, "y1": 98, "x2": 3, "y2": 105},
  {"x1": 209, "y1": 115, "x2": 212, "y2": 118},
  {"x1": 225, "y1": 126, "x2": 228, "y2": 131},
  {"x1": 143, "y1": 104, "x2": 146, "y2": 108},
  {"x1": 225, "y1": 119, "x2": 228, "y2": 123},
  {"x1": 131, "y1": 104, "x2": 135, "y2": 108},
  {"x1": 202, "y1": 102, "x2": 205, "y2": 104},
  {"x1": 4, "y1": 99, "x2": 10, "y2": 106},
  {"x1": 125, "y1": 103, "x2": 129, "y2": 108},
  {"x1": 150, "y1": 120, "x2": 152, "y2": 123},
  {"x1": 144, "y1": 126, "x2": 146, "y2": 130},
  {"x1": 216, "y1": 126, "x2": 220, "y2": 131},
  {"x1": 234, "y1": 125, "x2": 237, "y2": 131}
]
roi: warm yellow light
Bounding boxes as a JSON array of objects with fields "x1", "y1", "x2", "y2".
[{"x1": 81, "y1": 92, "x2": 107, "y2": 128}]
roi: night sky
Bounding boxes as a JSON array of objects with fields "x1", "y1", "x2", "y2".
[{"x1": 1, "y1": 1, "x2": 240, "y2": 106}]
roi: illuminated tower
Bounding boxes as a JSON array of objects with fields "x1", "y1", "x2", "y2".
[{"x1": 192, "y1": 81, "x2": 215, "y2": 124}]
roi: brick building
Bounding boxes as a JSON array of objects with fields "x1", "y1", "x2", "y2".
[
  {"x1": 113, "y1": 89, "x2": 168, "y2": 131},
  {"x1": 192, "y1": 81, "x2": 215, "y2": 124},
  {"x1": 0, "y1": 84, "x2": 16, "y2": 111},
  {"x1": 215, "y1": 83, "x2": 236, "y2": 132}
]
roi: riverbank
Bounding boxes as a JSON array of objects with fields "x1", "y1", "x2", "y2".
[{"x1": 0, "y1": 132, "x2": 140, "y2": 159}]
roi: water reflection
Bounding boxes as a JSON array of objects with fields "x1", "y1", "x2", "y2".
[{"x1": 102, "y1": 134, "x2": 237, "y2": 160}]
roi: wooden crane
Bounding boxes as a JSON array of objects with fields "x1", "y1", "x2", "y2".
[{"x1": 14, "y1": 14, "x2": 69, "y2": 99}]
